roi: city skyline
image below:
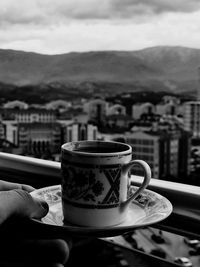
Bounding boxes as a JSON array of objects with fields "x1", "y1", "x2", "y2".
[{"x1": 1, "y1": 0, "x2": 200, "y2": 55}]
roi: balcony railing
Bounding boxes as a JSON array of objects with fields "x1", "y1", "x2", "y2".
[{"x1": 0, "y1": 152, "x2": 200, "y2": 267}]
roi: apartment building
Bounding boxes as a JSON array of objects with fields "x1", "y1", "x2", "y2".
[
  {"x1": 18, "y1": 122, "x2": 61, "y2": 156},
  {"x1": 0, "y1": 122, "x2": 4, "y2": 139},
  {"x1": 183, "y1": 101, "x2": 200, "y2": 138},
  {"x1": 1, "y1": 119, "x2": 18, "y2": 146},
  {"x1": 100, "y1": 125, "x2": 190, "y2": 181},
  {"x1": 63, "y1": 122, "x2": 98, "y2": 142},
  {"x1": 83, "y1": 97, "x2": 107, "y2": 124},
  {"x1": 126, "y1": 131, "x2": 160, "y2": 179},
  {"x1": 132, "y1": 96, "x2": 183, "y2": 120},
  {"x1": 45, "y1": 100, "x2": 71, "y2": 111},
  {"x1": 156, "y1": 96, "x2": 180, "y2": 116},
  {"x1": 0, "y1": 108, "x2": 56, "y2": 124},
  {"x1": 15, "y1": 109, "x2": 56, "y2": 123},
  {"x1": 107, "y1": 103, "x2": 126, "y2": 116},
  {"x1": 132, "y1": 103, "x2": 155, "y2": 120}
]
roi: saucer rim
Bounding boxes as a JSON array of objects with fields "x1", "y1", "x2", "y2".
[{"x1": 30, "y1": 185, "x2": 173, "y2": 237}]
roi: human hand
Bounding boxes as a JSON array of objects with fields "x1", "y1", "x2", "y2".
[{"x1": 0, "y1": 180, "x2": 71, "y2": 267}]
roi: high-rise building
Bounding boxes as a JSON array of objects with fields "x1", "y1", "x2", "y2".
[
  {"x1": 183, "y1": 101, "x2": 200, "y2": 138},
  {"x1": 183, "y1": 67, "x2": 200, "y2": 139},
  {"x1": 125, "y1": 131, "x2": 160, "y2": 179},
  {"x1": 100, "y1": 122, "x2": 191, "y2": 181},
  {"x1": 125, "y1": 131, "x2": 183, "y2": 180},
  {"x1": 197, "y1": 67, "x2": 200, "y2": 101}
]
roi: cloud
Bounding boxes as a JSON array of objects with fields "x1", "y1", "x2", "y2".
[
  {"x1": 1, "y1": 0, "x2": 200, "y2": 54},
  {"x1": 0, "y1": 0, "x2": 45, "y2": 26},
  {"x1": 42, "y1": 0, "x2": 200, "y2": 22},
  {"x1": 2, "y1": 10, "x2": 200, "y2": 55},
  {"x1": 48, "y1": 0, "x2": 111, "y2": 20},
  {"x1": 111, "y1": 0, "x2": 200, "y2": 18},
  {"x1": 1, "y1": 0, "x2": 200, "y2": 27},
  {"x1": 0, "y1": 0, "x2": 112, "y2": 26}
]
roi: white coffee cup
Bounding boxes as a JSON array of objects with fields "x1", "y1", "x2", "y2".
[{"x1": 61, "y1": 140, "x2": 151, "y2": 227}]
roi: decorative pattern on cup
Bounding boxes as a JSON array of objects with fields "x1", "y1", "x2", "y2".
[{"x1": 62, "y1": 165, "x2": 122, "y2": 208}]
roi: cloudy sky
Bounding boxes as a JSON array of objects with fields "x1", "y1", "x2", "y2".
[{"x1": 1, "y1": 0, "x2": 200, "y2": 54}]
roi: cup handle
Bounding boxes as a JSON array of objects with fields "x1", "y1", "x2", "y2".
[{"x1": 121, "y1": 160, "x2": 151, "y2": 209}]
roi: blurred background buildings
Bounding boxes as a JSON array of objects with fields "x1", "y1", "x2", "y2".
[{"x1": 0, "y1": 91, "x2": 198, "y2": 185}]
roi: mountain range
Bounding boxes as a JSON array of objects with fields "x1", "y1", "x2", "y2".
[{"x1": 0, "y1": 46, "x2": 200, "y2": 94}]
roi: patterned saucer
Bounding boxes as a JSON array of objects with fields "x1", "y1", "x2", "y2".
[{"x1": 30, "y1": 185, "x2": 172, "y2": 237}]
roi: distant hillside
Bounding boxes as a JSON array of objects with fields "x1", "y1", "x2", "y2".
[{"x1": 0, "y1": 46, "x2": 200, "y2": 93}]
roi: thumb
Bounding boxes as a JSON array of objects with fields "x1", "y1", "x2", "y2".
[{"x1": 0, "y1": 189, "x2": 49, "y2": 225}]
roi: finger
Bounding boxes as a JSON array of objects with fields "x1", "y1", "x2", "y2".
[
  {"x1": 20, "y1": 184, "x2": 35, "y2": 192},
  {"x1": 0, "y1": 180, "x2": 35, "y2": 192},
  {"x1": 0, "y1": 239, "x2": 70, "y2": 265},
  {"x1": 0, "y1": 189, "x2": 49, "y2": 224}
]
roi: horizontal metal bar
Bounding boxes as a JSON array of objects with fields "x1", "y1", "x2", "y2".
[{"x1": 0, "y1": 152, "x2": 61, "y2": 188}]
